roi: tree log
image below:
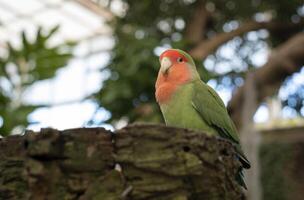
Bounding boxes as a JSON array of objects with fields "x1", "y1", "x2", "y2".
[{"x1": 0, "y1": 124, "x2": 244, "y2": 200}]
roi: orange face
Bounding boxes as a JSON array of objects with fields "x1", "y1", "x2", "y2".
[
  {"x1": 159, "y1": 49, "x2": 190, "y2": 65},
  {"x1": 155, "y1": 49, "x2": 192, "y2": 104}
]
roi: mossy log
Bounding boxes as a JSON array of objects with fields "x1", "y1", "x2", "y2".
[{"x1": 0, "y1": 124, "x2": 244, "y2": 200}]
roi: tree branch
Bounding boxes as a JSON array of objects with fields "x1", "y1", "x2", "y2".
[
  {"x1": 185, "y1": 0, "x2": 210, "y2": 44},
  {"x1": 189, "y1": 19, "x2": 304, "y2": 60},
  {"x1": 228, "y1": 33, "x2": 304, "y2": 129}
]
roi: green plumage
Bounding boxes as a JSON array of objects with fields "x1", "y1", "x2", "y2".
[{"x1": 159, "y1": 73, "x2": 250, "y2": 188}]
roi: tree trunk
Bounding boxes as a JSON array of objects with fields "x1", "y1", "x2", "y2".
[{"x1": 0, "y1": 124, "x2": 244, "y2": 200}]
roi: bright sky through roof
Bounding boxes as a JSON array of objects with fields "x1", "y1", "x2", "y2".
[{"x1": 0, "y1": 0, "x2": 116, "y2": 132}]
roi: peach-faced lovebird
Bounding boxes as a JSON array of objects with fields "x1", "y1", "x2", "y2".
[{"x1": 155, "y1": 49, "x2": 250, "y2": 188}]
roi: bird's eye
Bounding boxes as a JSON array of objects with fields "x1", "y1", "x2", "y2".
[{"x1": 177, "y1": 57, "x2": 183, "y2": 63}]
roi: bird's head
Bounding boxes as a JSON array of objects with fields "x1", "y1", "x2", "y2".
[
  {"x1": 155, "y1": 49, "x2": 200, "y2": 103},
  {"x1": 158, "y1": 49, "x2": 200, "y2": 83}
]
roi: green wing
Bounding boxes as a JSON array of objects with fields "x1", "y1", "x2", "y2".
[
  {"x1": 191, "y1": 80, "x2": 250, "y2": 169},
  {"x1": 191, "y1": 80, "x2": 239, "y2": 142}
]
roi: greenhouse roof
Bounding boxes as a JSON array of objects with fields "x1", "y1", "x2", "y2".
[{"x1": 0, "y1": 0, "x2": 122, "y2": 57}]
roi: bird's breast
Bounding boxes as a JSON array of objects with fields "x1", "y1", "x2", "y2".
[
  {"x1": 159, "y1": 83, "x2": 216, "y2": 135},
  {"x1": 155, "y1": 82, "x2": 177, "y2": 104}
]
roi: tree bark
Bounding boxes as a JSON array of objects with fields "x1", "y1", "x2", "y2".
[
  {"x1": 239, "y1": 73, "x2": 261, "y2": 200},
  {"x1": 185, "y1": 0, "x2": 210, "y2": 44},
  {"x1": 0, "y1": 124, "x2": 244, "y2": 200}
]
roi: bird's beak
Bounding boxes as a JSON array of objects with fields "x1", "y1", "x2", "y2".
[{"x1": 160, "y1": 57, "x2": 172, "y2": 75}]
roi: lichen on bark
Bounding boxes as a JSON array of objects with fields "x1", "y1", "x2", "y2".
[{"x1": 0, "y1": 124, "x2": 244, "y2": 200}]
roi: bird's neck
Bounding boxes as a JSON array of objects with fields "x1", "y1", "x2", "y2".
[{"x1": 155, "y1": 68, "x2": 192, "y2": 104}]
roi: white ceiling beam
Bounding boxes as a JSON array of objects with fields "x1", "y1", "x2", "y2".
[{"x1": 74, "y1": 0, "x2": 115, "y2": 21}]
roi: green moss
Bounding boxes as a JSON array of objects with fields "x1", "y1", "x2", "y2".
[
  {"x1": 0, "y1": 125, "x2": 243, "y2": 199},
  {"x1": 260, "y1": 143, "x2": 295, "y2": 200},
  {"x1": 82, "y1": 170, "x2": 125, "y2": 200},
  {"x1": 0, "y1": 159, "x2": 28, "y2": 199}
]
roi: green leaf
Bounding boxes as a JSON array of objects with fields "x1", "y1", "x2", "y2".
[{"x1": 0, "y1": 25, "x2": 75, "y2": 135}]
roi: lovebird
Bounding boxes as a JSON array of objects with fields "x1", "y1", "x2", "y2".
[{"x1": 155, "y1": 49, "x2": 250, "y2": 188}]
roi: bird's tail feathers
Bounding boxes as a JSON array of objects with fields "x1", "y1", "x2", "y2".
[
  {"x1": 238, "y1": 153, "x2": 251, "y2": 169},
  {"x1": 236, "y1": 167, "x2": 247, "y2": 190}
]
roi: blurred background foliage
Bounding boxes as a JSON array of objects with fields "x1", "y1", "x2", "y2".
[
  {"x1": 95, "y1": 0, "x2": 304, "y2": 126},
  {"x1": 0, "y1": 26, "x2": 74, "y2": 136},
  {"x1": 0, "y1": 0, "x2": 303, "y2": 135}
]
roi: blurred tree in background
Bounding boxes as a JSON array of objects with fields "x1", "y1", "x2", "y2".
[
  {"x1": 96, "y1": 0, "x2": 304, "y2": 128},
  {"x1": 0, "y1": 26, "x2": 74, "y2": 136},
  {"x1": 1, "y1": 0, "x2": 304, "y2": 135}
]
